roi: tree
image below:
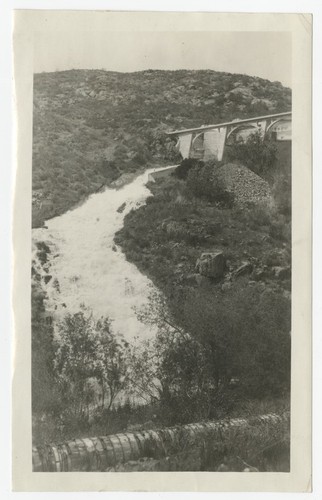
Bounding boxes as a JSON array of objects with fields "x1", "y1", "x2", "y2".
[
  {"x1": 129, "y1": 288, "x2": 240, "y2": 424},
  {"x1": 54, "y1": 312, "x2": 99, "y2": 417},
  {"x1": 95, "y1": 317, "x2": 130, "y2": 410},
  {"x1": 129, "y1": 282, "x2": 291, "y2": 425},
  {"x1": 54, "y1": 311, "x2": 129, "y2": 418}
]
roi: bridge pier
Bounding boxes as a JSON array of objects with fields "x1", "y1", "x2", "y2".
[
  {"x1": 168, "y1": 112, "x2": 291, "y2": 163},
  {"x1": 203, "y1": 127, "x2": 228, "y2": 161},
  {"x1": 177, "y1": 133, "x2": 193, "y2": 159}
]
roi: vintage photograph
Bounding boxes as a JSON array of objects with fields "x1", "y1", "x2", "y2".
[{"x1": 29, "y1": 23, "x2": 294, "y2": 474}]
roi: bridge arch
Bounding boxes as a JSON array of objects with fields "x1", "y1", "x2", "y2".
[
  {"x1": 192, "y1": 131, "x2": 205, "y2": 144},
  {"x1": 226, "y1": 124, "x2": 257, "y2": 141},
  {"x1": 190, "y1": 131, "x2": 205, "y2": 158},
  {"x1": 266, "y1": 118, "x2": 291, "y2": 134}
]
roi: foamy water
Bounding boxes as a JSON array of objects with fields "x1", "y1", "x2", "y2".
[{"x1": 32, "y1": 167, "x2": 172, "y2": 344}]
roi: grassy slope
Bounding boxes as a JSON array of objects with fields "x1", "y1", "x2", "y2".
[{"x1": 32, "y1": 69, "x2": 291, "y2": 226}]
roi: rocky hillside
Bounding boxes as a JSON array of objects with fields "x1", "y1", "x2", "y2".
[
  {"x1": 32, "y1": 69, "x2": 291, "y2": 226},
  {"x1": 115, "y1": 170, "x2": 291, "y2": 301}
]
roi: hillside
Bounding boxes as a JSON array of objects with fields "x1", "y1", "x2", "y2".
[
  {"x1": 32, "y1": 69, "x2": 291, "y2": 226},
  {"x1": 114, "y1": 149, "x2": 292, "y2": 427},
  {"x1": 115, "y1": 162, "x2": 291, "y2": 307},
  {"x1": 31, "y1": 70, "x2": 292, "y2": 463}
]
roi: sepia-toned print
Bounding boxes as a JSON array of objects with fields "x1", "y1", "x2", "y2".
[
  {"x1": 31, "y1": 32, "x2": 292, "y2": 474},
  {"x1": 12, "y1": 10, "x2": 311, "y2": 492}
]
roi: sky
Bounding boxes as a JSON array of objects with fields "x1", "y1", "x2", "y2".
[{"x1": 34, "y1": 30, "x2": 292, "y2": 88}]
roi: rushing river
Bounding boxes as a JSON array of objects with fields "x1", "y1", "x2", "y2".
[{"x1": 32, "y1": 167, "x2": 173, "y2": 344}]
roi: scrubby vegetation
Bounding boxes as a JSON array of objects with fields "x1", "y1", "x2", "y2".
[
  {"x1": 32, "y1": 69, "x2": 291, "y2": 226},
  {"x1": 32, "y1": 69, "x2": 292, "y2": 471},
  {"x1": 186, "y1": 161, "x2": 234, "y2": 206},
  {"x1": 32, "y1": 147, "x2": 292, "y2": 467},
  {"x1": 32, "y1": 282, "x2": 290, "y2": 471},
  {"x1": 32, "y1": 149, "x2": 291, "y2": 472},
  {"x1": 113, "y1": 140, "x2": 292, "y2": 470},
  {"x1": 115, "y1": 163, "x2": 291, "y2": 294},
  {"x1": 226, "y1": 130, "x2": 278, "y2": 181},
  {"x1": 225, "y1": 132, "x2": 291, "y2": 213}
]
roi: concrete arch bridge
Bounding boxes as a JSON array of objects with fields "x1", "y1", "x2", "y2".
[{"x1": 167, "y1": 111, "x2": 291, "y2": 162}]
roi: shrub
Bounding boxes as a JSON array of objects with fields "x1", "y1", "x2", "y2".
[
  {"x1": 130, "y1": 282, "x2": 291, "y2": 426},
  {"x1": 226, "y1": 131, "x2": 277, "y2": 181},
  {"x1": 54, "y1": 311, "x2": 130, "y2": 416},
  {"x1": 176, "y1": 283, "x2": 291, "y2": 400},
  {"x1": 272, "y1": 172, "x2": 291, "y2": 216},
  {"x1": 186, "y1": 161, "x2": 234, "y2": 207},
  {"x1": 269, "y1": 218, "x2": 291, "y2": 242},
  {"x1": 174, "y1": 158, "x2": 201, "y2": 180},
  {"x1": 246, "y1": 203, "x2": 274, "y2": 230}
]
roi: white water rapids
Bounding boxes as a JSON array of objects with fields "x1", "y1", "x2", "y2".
[{"x1": 32, "y1": 167, "x2": 172, "y2": 344}]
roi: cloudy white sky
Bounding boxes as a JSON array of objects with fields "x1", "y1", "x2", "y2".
[{"x1": 34, "y1": 30, "x2": 291, "y2": 87}]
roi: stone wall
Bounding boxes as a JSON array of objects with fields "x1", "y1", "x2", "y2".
[{"x1": 148, "y1": 165, "x2": 177, "y2": 182}]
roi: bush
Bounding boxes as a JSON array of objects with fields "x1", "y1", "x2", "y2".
[
  {"x1": 176, "y1": 283, "x2": 291, "y2": 400},
  {"x1": 226, "y1": 131, "x2": 277, "y2": 181},
  {"x1": 54, "y1": 311, "x2": 130, "y2": 417},
  {"x1": 186, "y1": 161, "x2": 234, "y2": 207},
  {"x1": 272, "y1": 172, "x2": 291, "y2": 216},
  {"x1": 129, "y1": 282, "x2": 291, "y2": 426},
  {"x1": 174, "y1": 158, "x2": 201, "y2": 180}
]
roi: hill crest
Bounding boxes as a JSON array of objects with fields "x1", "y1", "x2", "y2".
[{"x1": 32, "y1": 69, "x2": 291, "y2": 226}]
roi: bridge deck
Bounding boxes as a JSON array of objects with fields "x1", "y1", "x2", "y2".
[{"x1": 167, "y1": 111, "x2": 292, "y2": 136}]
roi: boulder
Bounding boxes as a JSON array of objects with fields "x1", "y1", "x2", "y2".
[
  {"x1": 195, "y1": 251, "x2": 225, "y2": 279},
  {"x1": 117, "y1": 202, "x2": 126, "y2": 213}
]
